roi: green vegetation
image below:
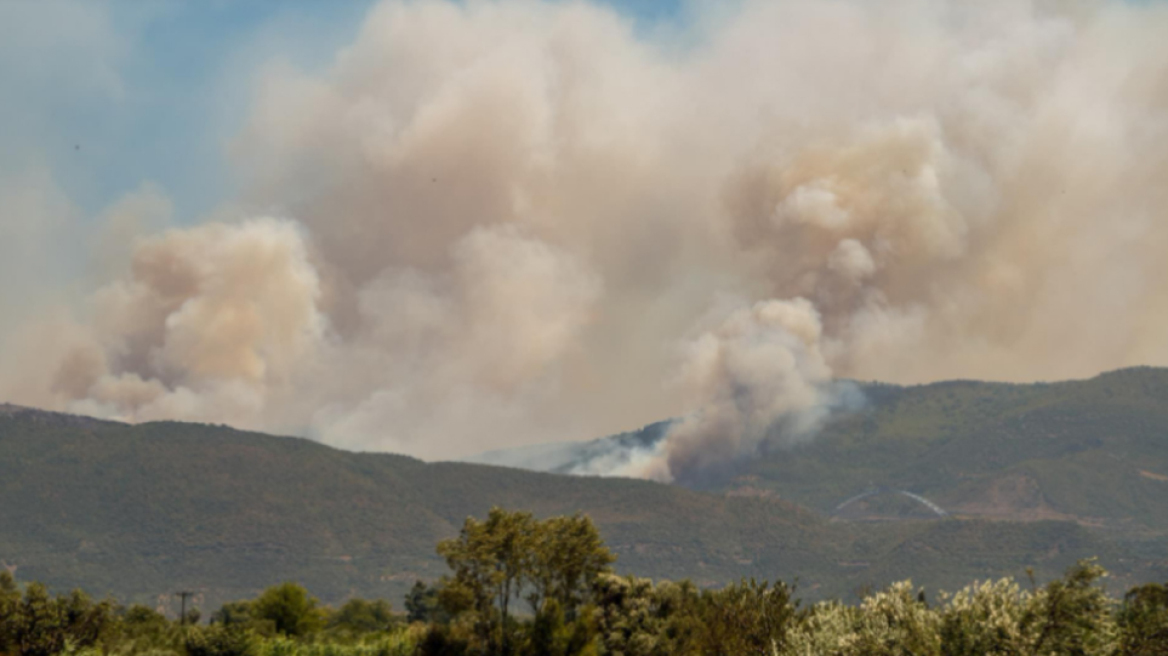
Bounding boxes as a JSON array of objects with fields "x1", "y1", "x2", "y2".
[
  {"x1": 1, "y1": 511, "x2": 1166, "y2": 655},
  {"x1": 434, "y1": 509, "x2": 614, "y2": 654},
  {"x1": 0, "y1": 571, "x2": 116, "y2": 656},
  {"x1": 6, "y1": 367, "x2": 1166, "y2": 610},
  {"x1": 726, "y1": 367, "x2": 1168, "y2": 529}
]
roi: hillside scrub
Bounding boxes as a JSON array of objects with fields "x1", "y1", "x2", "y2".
[
  {"x1": 1, "y1": 511, "x2": 1166, "y2": 655},
  {"x1": 4, "y1": 396, "x2": 1165, "y2": 608}
]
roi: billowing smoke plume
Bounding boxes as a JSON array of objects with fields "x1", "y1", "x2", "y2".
[
  {"x1": 3, "y1": 0, "x2": 1168, "y2": 479},
  {"x1": 637, "y1": 299, "x2": 862, "y2": 484}
]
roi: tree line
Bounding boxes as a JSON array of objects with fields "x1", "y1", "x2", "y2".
[{"x1": 1, "y1": 507, "x2": 1166, "y2": 655}]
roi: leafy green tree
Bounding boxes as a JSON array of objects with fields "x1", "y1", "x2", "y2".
[
  {"x1": 939, "y1": 578, "x2": 1032, "y2": 656},
  {"x1": 528, "y1": 513, "x2": 615, "y2": 619},
  {"x1": 1022, "y1": 559, "x2": 1117, "y2": 656},
  {"x1": 183, "y1": 607, "x2": 203, "y2": 626},
  {"x1": 211, "y1": 600, "x2": 254, "y2": 627},
  {"x1": 114, "y1": 603, "x2": 180, "y2": 654},
  {"x1": 329, "y1": 597, "x2": 395, "y2": 633},
  {"x1": 438, "y1": 507, "x2": 537, "y2": 653},
  {"x1": 0, "y1": 570, "x2": 16, "y2": 599},
  {"x1": 694, "y1": 579, "x2": 797, "y2": 656},
  {"x1": 120, "y1": 604, "x2": 167, "y2": 627},
  {"x1": 416, "y1": 622, "x2": 474, "y2": 656},
  {"x1": 591, "y1": 573, "x2": 702, "y2": 656},
  {"x1": 523, "y1": 597, "x2": 599, "y2": 656},
  {"x1": 58, "y1": 590, "x2": 115, "y2": 647},
  {"x1": 184, "y1": 623, "x2": 256, "y2": 656},
  {"x1": 1118, "y1": 582, "x2": 1168, "y2": 656},
  {"x1": 5, "y1": 583, "x2": 67, "y2": 656},
  {"x1": 0, "y1": 571, "x2": 17, "y2": 654},
  {"x1": 849, "y1": 580, "x2": 941, "y2": 656},
  {"x1": 436, "y1": 508, "x2": 616, "y2": 653},
  {"x1": 406, "y1": 581, "x2": 449, "y2": 625},
  {"x1": 781, "y1": 601, "x2": 860, "y2": 656},
  {"x1": 249, "y1": 582, "x2": 324, "y2": 637},
  {"x1": 0, "y1": 583, "x2": 115, "y2": 656}
]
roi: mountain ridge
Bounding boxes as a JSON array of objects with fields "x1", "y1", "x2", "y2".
[{"x1": 1, "y1": 367, "x2": 1165, "y2": 613}]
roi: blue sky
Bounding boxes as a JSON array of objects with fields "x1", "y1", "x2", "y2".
[{"x1": 0, "y1": 0, "x2": 687, "y2": 226}]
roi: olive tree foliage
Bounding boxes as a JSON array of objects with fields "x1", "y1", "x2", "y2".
[
  {"x1": 781, "y1": 601, "x2": 860, "y2": 656},
  {"x1": 590, "y1": 574, "x2": 698, "y2": 656},
  {"x1": 851, "y1": 581, "x2": 941, "y2": 656},
  {"x1": 694, "y1": 578, "x2": 798, "y2": 656},
  {"x1": 938, "y1": 578, "x2": 1034, "y2": 656},
  {"x1": 589, "y1": 573, "x2": 799, "y2": 656},
  {"x1": 1021, "y1": 559, "x2": 1118, "y2": 656},
  {"x1": 782, "y1": 581, "x2": 938, "y2": 656},
  {"x1": 779, "y1": 559, "x2": 1134, "y2": 656}
]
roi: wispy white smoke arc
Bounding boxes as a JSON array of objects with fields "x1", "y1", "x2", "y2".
[{"x1": 3, "y1": 0, "x2": 1168, "y2": 473}]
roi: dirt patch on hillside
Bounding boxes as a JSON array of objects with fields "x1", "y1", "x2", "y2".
[
  {"x1": 950, "y1": 473, "x2": 1079, "y2": 522},
  {"x1": 726, "y1": 485, "x2": 780, "y2": 499}
]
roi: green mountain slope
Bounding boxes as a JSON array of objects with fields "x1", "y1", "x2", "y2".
[
  {"x1": 725, "y1": 367, "x2": 1168, "y2": 529},
  {"x1": 0, "y1": 397, "x2": 1157, "y2": 615}
]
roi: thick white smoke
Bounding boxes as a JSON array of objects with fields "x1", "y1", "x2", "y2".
[
  {"x1": 3, "y1": 0, "x2": 1168, "y2": 478},
  {"x1": 635, "y1": 298, "x2": 847, "y2": 484}
]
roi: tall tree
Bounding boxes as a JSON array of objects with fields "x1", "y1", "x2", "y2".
[
  {"x1": 438, "y1": 507, "x2": 537, "y2": 654},
  {"x1": 249, "y1": 582, "x2": 324, "y2": 637},
  {"x1": 405, "y1": 580, "x2": 449, "y2": 625},
  {"x1": 0, "y1": 583, "x2": 114, "y2": 656},
  {"x1": 1119, "y1": 582, "x2": 1168, "y2": 656},
  {"x1": 329, "y1": 597, "x2": 394, "y2": 633},
  {"x1": 528, "y1": 513, "x2": 615, "y2": 618},
  {"x1": 0, "y1": 571, "x2": 17, "y2": 654}
]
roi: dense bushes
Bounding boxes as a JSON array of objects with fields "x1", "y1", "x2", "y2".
[
  {"x1": 1, "y1": 511, "x2": 1166, "y2": 655},
  {"x1": 0, "y1": 573, "x2": 117, "y2": 656}
]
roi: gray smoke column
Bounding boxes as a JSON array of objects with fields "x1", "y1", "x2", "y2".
[{"x1": 3, "y1": 0, "x2": 1168, "y2": 475}]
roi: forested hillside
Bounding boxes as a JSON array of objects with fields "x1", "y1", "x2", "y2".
[
  {"x1": 0, "y1": 400, "x2": 1150, "y2": 612},
  {"x1": 724, "y1": 367, "x2": 1168, "y2": 524},
  {"x1": 472, "y1": 368, "x2": 1168, "y2": 579}
]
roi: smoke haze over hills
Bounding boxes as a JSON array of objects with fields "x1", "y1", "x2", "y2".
[{"x1": 2, "y1": 0, "x2": 1168, "y2": 480}]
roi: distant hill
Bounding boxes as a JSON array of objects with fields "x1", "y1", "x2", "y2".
[
  {"x1": 0, "y1": 371, "x2": 1164, "y2": 615},
  {"x1": 467, "y1": 367, "x2": 1168, "y2": 527},
  {"x1": 721, "y1": 367, "x2": 1168, "y2": 532}
]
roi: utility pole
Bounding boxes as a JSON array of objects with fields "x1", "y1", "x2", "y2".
[{"x1": 176, "y1": 591, "x2": 195, "y2": 626}]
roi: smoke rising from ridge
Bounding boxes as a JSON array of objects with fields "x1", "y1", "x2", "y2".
[{"x1": 3, "y1": 0, "x2": 1168, "y2": 479}]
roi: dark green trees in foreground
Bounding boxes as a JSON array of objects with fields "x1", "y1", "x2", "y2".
[
  {"x1": 0, "y1": 572, "x2": 116, "y2": 656},
  {"x1": 362, "y1": 508, "x2": 1168, "y2": 656},
  {"x1": 2, "y1": 508, "x2": 1168, "y2": 655}
]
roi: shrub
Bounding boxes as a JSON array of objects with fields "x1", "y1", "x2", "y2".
[{"x1": 185, "y1": 625, "x2": 257, "y2": 656}]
